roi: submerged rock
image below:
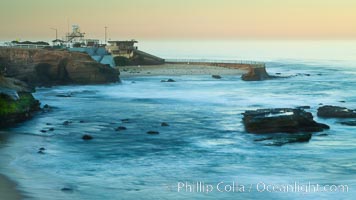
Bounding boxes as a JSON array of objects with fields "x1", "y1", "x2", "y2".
[
  {"x1": 339, "y1": 121, "x2": 356, "y2": 126},
  {"x1": 121, "y1": 119, "x2": 130, "y2": 123},
  {"x1": 56, "y1": 93, "x2": 72, "y2": 98},
  {"x1": 161, "y1": 79, "x2": 176, "y2": 82},
  {"x1": 317, "y1": 105, "x2": 356, "y2": 118},
  {"x1": 161, "y1": 122, "x2": 169, "y2": 127},
  {"x1": 147, "y1": 131, "x2": 159, "y2": 135},
  {"x1": 254, "y1": 133, "x2": 312, "y2": 146},
  {"x1": 61, "y1": 188, "x2": 74, "y2": 193},
  {"x1": 82, "y1": 134, "x2": 93, "y2": 140},
  {"x1": 63, "y1": 121, "x2": 72, "y2": 126},
  {"x1": 42, "y1": 104, "x2": 53, "y2": 113},
  {"x1": 212, "y1": 75, "x2": 222, "y2": 79},
  {"x1": 242, "y1": 108, "x2": 329, "y2": 134},
  {"x1": 115, "y1": 126, "x2": 127, "y2": 131}
]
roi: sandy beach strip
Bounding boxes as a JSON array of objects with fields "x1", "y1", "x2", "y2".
[
  {"x1": 119, "y1": 64, "x2": 247, "y2": 78},
  {"x1": 0, "y1": 174, "x2": 24, "y2": 200}
]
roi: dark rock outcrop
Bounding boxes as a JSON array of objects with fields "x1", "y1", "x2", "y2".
[
  {"x1": 82, "y1": 134, "x2": 93, "y2": 140},
  {"x1": 242, "y1": 108, "x2": 329, "y2": 134},
  {"x1": 0, "y1": 76, "x2": 40, "y2": 128},
  {"x1": 147, "y1": 131, "x2": 159, "y2": 135},
  {"x1": 317, "y1": 105, "x2": 356, "y2": 118},
  {"x1": 161, "y1": 122, "x2": 169, "y2": 127},
  {"x1": 212, "y1": 75, "x2": 222, "y2": 79},
  {"x1": 241, "y1": 65, "x2": 271, "y2": 81},
  {"x1": 0, "y1": 48, "x2": 119, "y2": 86},
  {"x1": 161, "y1": 79, "x2": 176, "y2": 82},
  {"x1": 254, "y1": 133, "x2": 312, "y2": 146},
  {"x1": 115, "y1": 126, "x2": 127, "y2": 131}
]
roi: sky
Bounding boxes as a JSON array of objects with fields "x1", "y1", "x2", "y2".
[{"x1": 1, "y1": 0, "x2": 356, "y2": 41}]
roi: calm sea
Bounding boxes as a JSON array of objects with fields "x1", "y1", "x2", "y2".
[{"x1": 0, "y1": 40, "x2": 355, "y2": 199}]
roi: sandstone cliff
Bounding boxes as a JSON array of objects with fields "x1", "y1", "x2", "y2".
[
  {"x1": 0, "y1": 48, "x2": 119, "y2": 86},
  {"x1": 241, "y1": 64, "x2": 271, "y2": 81}
]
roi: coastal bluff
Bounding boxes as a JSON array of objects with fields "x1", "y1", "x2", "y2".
[
  {"x1": 0, "y1": 75, "x2": 40, "y2": 128},
  {"x1": 0, "y1": 48, "x2": 119, "y2": 86}
]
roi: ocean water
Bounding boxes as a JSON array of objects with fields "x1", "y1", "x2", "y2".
[{"x1": 0, "y1": 40, "x2": 356, "y2": 200}]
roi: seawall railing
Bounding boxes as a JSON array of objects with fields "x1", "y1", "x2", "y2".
[{"x1": 165, "y1": 58, "x2": 264, "y2": 65}]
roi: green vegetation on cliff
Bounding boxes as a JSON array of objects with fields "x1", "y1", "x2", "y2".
[{"x1": 0, "y1": 93, "x2": 38, "y2": 115}]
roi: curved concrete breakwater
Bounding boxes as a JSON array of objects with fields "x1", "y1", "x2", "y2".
[{"x1": 166, "y1": 59, "x2": 271, "y2": 81}]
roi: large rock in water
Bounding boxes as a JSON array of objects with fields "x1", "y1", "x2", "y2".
[
  {"x1": 241, "y1": 65, "x2": 271, "y2": 81},
  {"x1": 317, "y1": 105, "x2": 356, "y2": 118},
  {"x1": 0, "y1": 76, "x2": 40, "y2": 128},
  {"x1": 0, "y1": 48, "x2": 119, "y2": 86},
  {"x1": 242, "y1": 108, "x2": 329, "y2": 134}
]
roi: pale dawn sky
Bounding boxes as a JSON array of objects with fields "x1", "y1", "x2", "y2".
[{"x1": 1, "y1": 0, "x2": 356, "y2": 40}]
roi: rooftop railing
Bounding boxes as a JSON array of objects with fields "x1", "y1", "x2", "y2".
[{"x1": 0, "y1": 42, "x2": 49, "y2": 49}]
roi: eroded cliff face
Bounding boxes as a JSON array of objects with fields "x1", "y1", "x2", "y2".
[
  {"x1": 0, "y1": 48, "x2": 119, "y2": 86},
  {"x1": 241, "y1": 64, "x2": 271, "y2": 81}
]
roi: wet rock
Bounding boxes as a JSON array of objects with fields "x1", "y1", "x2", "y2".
[
  {"x1": 316, "y1": 133, "x2": 328, "y2": 137},
  {"x1": 63, "y1": 120, "x2": 72, "y2": 126},
  {"x1": 115, "y1": 126, "x2": 127, "y2": 131},
  {"x1": 48, "y1": 128, "x2": 55, "y2": 131},
  {"x1": 82, "y1": 134, "x2": 93, "y2": 140},
  {"x1": 61, "y1": 188, "x2": 74, "y2": 193},
  {"x1": 38, "y1": 150, "x2": 45, "y2": 154},
  {"x1": 121, "y1": 119, "x2": 130, "y2": 123},
  {"x1": 56, "y1": 93, "x2": 72, "y2": 98},
  {"x1": 296, "y1": 106, "x2": 311, "y2": 110},
  {"x1": 254, "y1": 133, "x2": 312, "y2": 146},
  {"x1": 242, "y1": 108, "x2": 329, "y2": 134},
  {"x1": 339, "y1": 121, "x2": 356, "y2": 126},
  {"x1": 46, "y1": 123, "x2": 52, "y2": 125},
  {"x1": 161, "y1": 122, "x2": 169, "y2": 127},
  {"x1": 39, "y1": 147, "x2": 46, "y2": 151},
  {"x1": 161, "y1": 79, "x2": 176, "y2": 82},
  {"x1": 212, "y1": 75, "x2": 222, "y2": 79},
  {"x1": 317, "y1": 105, "x2": 356, "y2": 118},
  {"x1": 147, "y1": 131, "x2": 159, "y2": 135},
  {"x1": 79, "y1": 120, "x2": 85, "y2": 123},
  {"x1": 42, "y1": 104, "x2": 53, "y2": 113},
  {"x1": 40, "y1": 130, "x2": 47, "y2": 133}
]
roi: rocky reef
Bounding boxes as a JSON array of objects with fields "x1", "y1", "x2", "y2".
[
  {"x1": 242, "y1": 108, "x2": 329, "y2": 146},
  {"x1": 317, "y1": 105, "x2": 356, "y2": 118},
  {"x1": 242, "y1": 108, "x2": 329, "y2": 134},
  {"x1": 0, "y1": 48, "x2": 119, "y2": 86},
  {"x1": 0, "y1": 75, "x2": 40, "y2": 128}
]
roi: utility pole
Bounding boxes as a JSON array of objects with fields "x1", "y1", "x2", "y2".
[
  {"x1": 104, "y1": 26, "x2": 108, "y2": 44},
  {"x1": 51, "y1": 28, "x2": 58, "y2": 40}
]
